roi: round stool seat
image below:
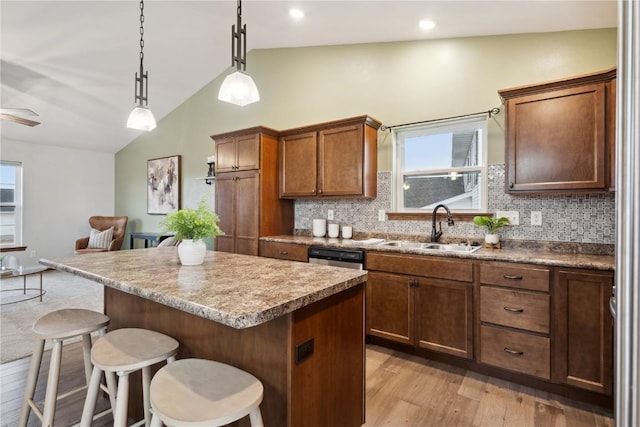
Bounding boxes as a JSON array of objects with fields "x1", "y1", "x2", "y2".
[
  {"x1": 33, "y1": 308, "x2": 110, "y2": 340},
  {"x1": 150, "y1": 359, "x2": 264, "y2": 426},
  {"x1": 91, "y1": 328, "x2": 179, "y2": 371}
]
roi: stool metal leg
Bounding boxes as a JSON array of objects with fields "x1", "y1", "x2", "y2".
[
  {"x1": 42, "y1": 340, "x2": 63, "y2": 426},
  {"x1": 18, "y1": 339, "x2": 45, "y2": 427}
]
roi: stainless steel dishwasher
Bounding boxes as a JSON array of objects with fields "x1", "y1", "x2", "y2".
[{"x1": 308, "y1": 245, "x2": 365, "y2": 270}]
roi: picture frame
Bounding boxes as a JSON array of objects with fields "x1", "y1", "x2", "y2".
[{"x1": 147, "y1": 155, "x2": 181, "y2": 215}]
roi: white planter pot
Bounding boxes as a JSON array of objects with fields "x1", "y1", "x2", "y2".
[
  {"x1": 485, "y1": 234, "x2": 500, "y2": 245},
  {"x1": 178, "y1": 239, "x2": 207, "y2": 266}
]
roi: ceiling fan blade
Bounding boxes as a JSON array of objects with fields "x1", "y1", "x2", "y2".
[
  {"x1": 0, "y1": 113, "x2": 41, "y2": 127},
  {"x1": 0, "y1": 108, "x2": 39, "y2": 117}
]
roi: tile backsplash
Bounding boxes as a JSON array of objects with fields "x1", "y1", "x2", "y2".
[{"x1": 294, "y1": 164, "x2": 616, "y2": 244}]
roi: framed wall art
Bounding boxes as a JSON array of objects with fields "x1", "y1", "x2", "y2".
[{"x1": 147, "y1": 155, "x2": 181, "y2": 214}]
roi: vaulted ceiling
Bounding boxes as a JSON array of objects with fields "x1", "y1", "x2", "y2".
[{"x1": 0, "y1": 1, "x2": 617, "y2": 154}]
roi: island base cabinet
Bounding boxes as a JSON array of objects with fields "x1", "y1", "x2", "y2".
[
  {"x1": 104, "y1": 284, "x2": 365, "y2": 427},
  {"x1": 553, "y1": 269, "x2": 613, "y2": 395}
]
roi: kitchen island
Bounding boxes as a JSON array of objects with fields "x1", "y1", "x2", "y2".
[{"x1": 41, "y1": 248, "x2": 368, "y2": 427}]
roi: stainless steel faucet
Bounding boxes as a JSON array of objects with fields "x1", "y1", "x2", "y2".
[{"x1": 431, "y1": 204, "x2": 455, "y2": 242}]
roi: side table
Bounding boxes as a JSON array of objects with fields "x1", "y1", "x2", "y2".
[
  {"x1": 0, "y1": 265, "x2": 48, "y2": 305},
  {"x1": 130, "y1": 232, "x2": 175, "y2": 249}
]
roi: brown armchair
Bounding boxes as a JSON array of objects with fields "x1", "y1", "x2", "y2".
[{"x1": 75, "y1": 216, "x2": 129, "y2": 254}]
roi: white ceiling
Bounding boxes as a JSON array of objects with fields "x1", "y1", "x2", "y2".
[{"x1": 0, "y1": 0, "x2": 617, "y2": 154}]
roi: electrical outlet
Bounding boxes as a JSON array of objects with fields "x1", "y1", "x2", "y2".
[
  {"x1": 531, "y1": 211, "x2": 542, "y2": 226},
  {"x1": 30, "y1": 250, "x2": 37, "y2": 258},
  {"x1": 495, "y1": 210, "x2": 519, "y2": 225},
  {"x1": 327, "y1": 209, "x2": 334, "y2": 220},
  {"x1": 295, "y1": 338, "x2": 314, "y2": 364},
  {"x1": 378, "y1": 209, "x2": 386, "y2": 222}
]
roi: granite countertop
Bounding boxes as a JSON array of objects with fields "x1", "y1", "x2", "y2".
[
  {"x1": 40, "y1": 249, "x2": 367, "y2": 329},
  {"x1": 261, "y1": 235, "x2": 615, "y2": 271}
]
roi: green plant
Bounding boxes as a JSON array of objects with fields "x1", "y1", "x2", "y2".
[
  {"x1": 160, "y1": 199, "x2": 224, "y2": 240},
  {"x1": 473, "y1": 215, "x2": 511, "y2": 234}
]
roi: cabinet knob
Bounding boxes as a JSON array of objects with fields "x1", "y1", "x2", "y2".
[
  {"x1": 279, "y1": 251, "x2": 289, "y2": 255},
  {"x1": 509, "y1": 182, "x2": 514, "y2": 189},
  {"x1": 409, "y1": 279, "x2": 418, "y2": 288},
  {"x1": 318, "y1": 189, "x2": 323, "y2": 194},
  {"x1": 503, "y1": 306, "x2": 524, "y2": 313},
  {"x1": 503, "y1": 275, "x2": 523, "y2": 280}
]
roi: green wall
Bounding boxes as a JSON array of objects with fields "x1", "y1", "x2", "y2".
[{"x1": 116, "y1": 29, "x2": 616, "y2": 240}]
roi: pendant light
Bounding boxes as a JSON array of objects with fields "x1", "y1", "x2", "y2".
[
  {"x1": 127, "y1": 0, "x2": 156, "y2": 131},
  {"x1": 218, "y1": 0, "x2": 260, "y2": 107}
]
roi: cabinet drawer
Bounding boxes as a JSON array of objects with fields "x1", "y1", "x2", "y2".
[
  {"x1": 480, "y1": 262, "x2": 549, "y2": 292},
  {"x1": 259, "y1": 241, "x2": 308, "y2": 262},
  {"x1": 367, "y1": 252, "x2": 473, "y2": 282},
  {"x1": 480, "y1": 325, "x2": 550, "y2": 379},
  {"x1": 481, "y1": 287, "x2": 549, "y2": 333}
]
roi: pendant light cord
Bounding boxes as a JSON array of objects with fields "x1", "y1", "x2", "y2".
[{"x1": 138, "y1": 0, "x2": 145, "y2": 69}]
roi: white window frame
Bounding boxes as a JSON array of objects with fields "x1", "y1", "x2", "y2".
[
  {"x1": 0, "y1": 161, "x2": 23, "y2": 248},
  {"x1": 392, "y1": 116, "x2": 488, "y2": 213}
]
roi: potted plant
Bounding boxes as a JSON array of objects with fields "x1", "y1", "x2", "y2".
[
  {"x1": 473, "y1": 215, "x2": 511, "y2": 245},
  {"x1": 160, "y1": 199, "x2": 224, "y2": 265}
]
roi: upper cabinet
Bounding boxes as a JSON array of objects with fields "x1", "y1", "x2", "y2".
[
  {"x1": 214, "y1": 132, "x2": 263, "y2": 173},
  {"x1": 499, "y1": 68, "x2": 616, "y2": 193},
  {"x1": 279, "y1": 116, "x2": 381, "y2": 199}
]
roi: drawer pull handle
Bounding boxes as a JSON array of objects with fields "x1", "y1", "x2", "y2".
[
  {"x1": 503, "y1": 306, "x2": 524, "y2": 313},
  {"x1": 279, "y1": 251, "x2": 289, "y2": 255},
  {"x1": 503, "y1": 275, "x2": 523, "y2": 280},
  {"x1": 503, "y1": 347, "x2": 524, "y2": 356}
]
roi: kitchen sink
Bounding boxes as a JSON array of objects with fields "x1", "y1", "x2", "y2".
[{"x1": 378, "y1": 241, "x2": 482, "y2": 254}]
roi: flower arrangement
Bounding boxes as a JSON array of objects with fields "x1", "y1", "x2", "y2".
[
  {"x1": 160, "y1": 199, "x2": 224, "y2": 240},
  {"x1": 472, "y1": 215, "x2": 511, "y2": 234}
]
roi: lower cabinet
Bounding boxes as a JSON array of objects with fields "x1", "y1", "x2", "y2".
[
  {"x1": 258, "y1": 241, "x2": 309, "y2": 262},
  {"x1": 366, "y1": 252, "x2": 473, "y2": 359},
  {"x1": 553, "y1": 268, "x2": 614, "y2": 395},
  {"x1": 366, "y1": 251, "x2": 614, "y2": 405}
]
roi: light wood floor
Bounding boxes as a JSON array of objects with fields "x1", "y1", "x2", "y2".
[{"x1": 1, "y1": 342, "x2": 613, "y2": 427}]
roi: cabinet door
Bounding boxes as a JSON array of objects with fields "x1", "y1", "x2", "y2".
[
  {"x1": 553, "y1": 269, "x2": 613, "y2": 395},
  {"x1": 215, "y1": 137, "x2": 237, "y2": 173},
  {"x1": 366, "y1": 272, "x2": 413, "y2": 345},
  {"x1": 214, "y1": 173, "x2": 235, "y2": 253},
  {"x1": 414, "y1": 278, "x2": 473, "y2": 359},
  {"x1": 607, "y1": 78, "x2": 616, "y2": 191},
  {"x1": 505, "y1": 83, "x2": 606, "y2": 192},
  {"x1": 234, "y1": 171, "x2": 260, "y2": 255},
  {"x1": 318, "y1": 124, "x2": 364, "y2": 196},
  {"x1": 236, "y1": 133, "x2": 260, "y2": 171},
  {"x1": 279, "y1": 132, "x2": 318, "y2": 198}
]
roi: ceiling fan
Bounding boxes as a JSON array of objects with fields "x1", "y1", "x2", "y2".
[{"x1": 0, "y1": 108, "x2": 40, "y2": 127}]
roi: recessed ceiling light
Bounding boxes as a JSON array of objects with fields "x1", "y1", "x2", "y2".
[
  {"x1": 290, "y1": 8, "x2": 304, "y2": 20},
  {"x1": 419, "y1": 19, "x2": 436, "y2": 30}
]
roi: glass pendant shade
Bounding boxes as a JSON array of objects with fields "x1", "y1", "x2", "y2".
[
  {"x1": 218, "y1": 71, "x2": 260, "y2": 106},
  {"x1": 127, "y1": 106, "x2": 157, "y2": 131}
]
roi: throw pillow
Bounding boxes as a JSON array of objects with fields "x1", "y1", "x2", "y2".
[{"x1": 88, "y1": 227, "x2": 114, "y2": 249}]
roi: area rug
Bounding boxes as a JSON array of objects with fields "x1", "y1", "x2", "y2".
[{"x1": 0, "y1": 269, "x2": 104, "y2": 364}]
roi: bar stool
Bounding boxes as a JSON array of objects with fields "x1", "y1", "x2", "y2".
[
  {"x1": 19, "y1": 308, "x2": 110, "y2": 427},
  {"x1": 80, "y1": 328, "x2": 179, "y2": 427},
  {"x1": 149, "y1": 358, "x2": 264, "y2": 427}
]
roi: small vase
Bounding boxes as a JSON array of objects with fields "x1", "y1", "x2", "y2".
[
  {"x1": 485, "y1": 234, "x2": 500, "y2": 245},
  {"x1": 178, "y1": 239, "x2": 207, "y2": 266}
]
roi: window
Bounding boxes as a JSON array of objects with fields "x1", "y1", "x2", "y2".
[
  {"x1": 393, "y1": 116, "x2": 487, "y2": 212},
  {"x1": 0, "y1": 161, "x2": 23, "y2": 248}
]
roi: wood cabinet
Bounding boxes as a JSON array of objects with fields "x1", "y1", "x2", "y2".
[
  {"x1": 212, "y1": 127, "x2": 294, "y2": 256},
  {"x1": 258, "y1": 241, "x2": 309, "y2": 263},
  {"x1": 499, "y1": 68, "x2": 616, "y2": 193},
  {"x1": 366, "y1": 251, "x2": 474, "y2": 359},
  {"x1": 214, "y1": 132, "x2": 261, "y2": 173},
  {"x1": 478, "y1": 262, "x2": 551, "y2": 379},
  {"x1": 553, "y1": 268, "x2": 613, "y2": 395},
  {"x1": 279, "y1": 116, "x2": 381, "y2": 199}
]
